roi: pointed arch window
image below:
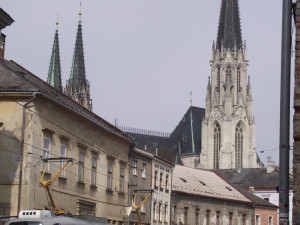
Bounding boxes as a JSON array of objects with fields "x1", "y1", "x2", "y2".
[
  {"x1": 226, "y1": 66, "x2": 232, "y2": 84},
  {"x1": 235, "y1": 122, "x2": 244, "y2": 168},
  {"x1": 213, "y1": 122, "x2": 221, "y2": 169},
  {"x1": 237, "y1": 68, "x2": 241, "y2": 93},
  {"x1": 217, "y1": 67, "x2": 220, "y2": 92}
]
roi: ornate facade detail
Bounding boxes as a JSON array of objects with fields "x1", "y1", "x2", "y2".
[
  {"x1": 65, "y1": 15, "x2": 92, "y2": 111},
  {"x1": 200, "y1": 0, "x2": 259, "y2": 169}
]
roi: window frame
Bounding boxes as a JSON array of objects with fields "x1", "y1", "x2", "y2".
[
  {"x1": 43, "y1": 136, "x2": 51, "y2": 173},
  {"x1": 107, "y1": 162, "x2": 113, "y2": 190},
  {"x1": 78, "y1": 152, "x2": 84, "y2": 182}
]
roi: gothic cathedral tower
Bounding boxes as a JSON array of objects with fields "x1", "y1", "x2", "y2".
[
  {"x1": 200, "y1": 0, "x2": 260, "y2": 169},
  {"x1": 65, "y1": 11, "x2": 93, "y2": 111}
]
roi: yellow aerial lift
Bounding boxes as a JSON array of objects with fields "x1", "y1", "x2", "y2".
[
  {"x1": 39, "y1": 157, "x2": 73, "y2": 215},
  {"x1": 131, "y1": 191, "x2": 152, "y2": 225}
]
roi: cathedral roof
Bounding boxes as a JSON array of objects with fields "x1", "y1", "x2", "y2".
[
  {"x1": 126, "y1": 132, "x2": 177, "y2": 164},
  {"x1": 47, "y1": 25, "x2": 62, "y2": 91},
  {"x1": 216, "y1": 0, "x2": 243, "y2": 51},
  {"x1": 169, "y1": 106, "x2": 205, "y2": 155},
  {"x1": 69, "y1": 19, "x2": 86, "y2": 85}
]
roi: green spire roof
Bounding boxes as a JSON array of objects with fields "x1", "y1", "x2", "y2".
[
  {"x1": 47, "y1": 26, "x2": 62, "y2": 91},
  {"x1": 69, "y1": 20, "x2": 86, "y2": 86},
  {"x1": 216, "y1": 0, "x2": 243, "y2": 51}
]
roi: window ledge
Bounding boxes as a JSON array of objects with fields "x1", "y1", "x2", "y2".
[
  {"x1": 58, "y1": 176, "x2": 67, "y2": 181},
  {"x1": 77, "y1": 181, "x2": 85, "y2": 186},
  {"x1": 160, "y1": 188, "x2": 164, "y2": 191},
  {"x1": 118, "y1": 191, "x2": 125, "y2": 195},
  {"x1": 90, "y1": 184, "x2": 97, "y2": 189},
  {"x1": 141, "y1": 212, "x2": 146, "y2": 215},
  {"x1": 106, "y1": 188, "x2": 113, "y2": 193}
]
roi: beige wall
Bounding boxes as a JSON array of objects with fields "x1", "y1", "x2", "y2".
[
  {"x1": 0, "y1": 95, "x2": 133, "y2": 223},
  {"x1": 171, "y1": 194, "x2": 253, "y2": 225}
]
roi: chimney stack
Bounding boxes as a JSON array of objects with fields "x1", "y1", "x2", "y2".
[{"x1": 0, "y1": 8, "x2": 15, "y2": 59}]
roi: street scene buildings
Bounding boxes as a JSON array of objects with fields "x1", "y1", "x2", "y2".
[{"x1": 1, "y1": 0, "x2": 297, "y2": 224}]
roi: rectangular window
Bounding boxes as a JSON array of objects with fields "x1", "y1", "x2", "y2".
[
  {"x1": 59, "y1": 143, "x2": 67, "y2": 177},
  {"x1": 78, "y1": 152, "x2": 84, "y2": 182},
  {"x1": 268, "y1": 216, "x2": 273, "y2": 225},
  {"x1": 43, "y1": 137, "x2": 51, "y2": 172},
  {"x1": 229, "y1": 212, "x2": 233, "y2": 225},
  {"x1": 132, "y1": 160, "x2": 137, "y2": 176},
  {"x1": 159, "y1": 203, "x2": 162, "y2": 222},
  {"x1": 166, "y1": 174, "x2": 169, "y2": 191},
  {"x1": 165, "y1": 205, "x2": 168, "y2": 222},
  {"x1": 256, "y1": 215, "x2": 261, "y2": 225},
  {"x1": 154, "y1": 170, "x2": 158, "y2": 188},
  {"x1": 140, "y1": 198, "x2": 145, "y2": 213},
  {"x1": 206, "y1": 210, "x2": 211, "y2": 225},
  {"x1": 119, "y1": 167, "x2": 125, "y2": 192},
  {"x1": 243, "y1": 214, "x2": 246, "y2": 225},
  {"x1": 91, "y1": 156, "x2": 97, "y2": 186},
  {"x1": 160, "y1": 172, "x2": 163, "y2": 190},
  {"x1": 184, "y1": 207, "x2": 188, "y2": 225},
  {"x1": 77, "y1": 200, "x2": 96, "y2": 216},
  {"x1": 142, "y1": 163, "x2": 146, "y2": 178},
  {"x1": 107, "y1": 163, "x2": 113, "y2": 189},
  {"x1": 195, "y1": 208, "x2": 200, "y2": 225},
  {"x1": 173, "y1": 205, "x2": 177, "y2": 224},
  {"x1": 216, "y1": 211, "x2": 220, "y2": 225},
  {"x1": 154, "y1": 202, "x2": 157, "y2": 221}
]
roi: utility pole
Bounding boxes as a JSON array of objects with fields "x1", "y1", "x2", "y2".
[{"x1": 279, "y1": 0, "x2": 292, "y2": 224}]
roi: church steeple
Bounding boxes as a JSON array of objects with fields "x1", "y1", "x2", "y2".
[
  {"x1": 65, "y1": 8, "x2": 92, "y2": 111},
  {"x1": 47, "y1": 21, "x2": 62, "y2": 91},
  {"x1": 201, "y1": 0, "x2": 259, "y2": 170},
  {"x1": 216, "y1": 0, "x2": 243, "y2": 51}
]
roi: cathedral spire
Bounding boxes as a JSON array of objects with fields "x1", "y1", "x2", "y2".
[
  {"x1": 216, "y1": 0, "x2": 243, "y2": 51},
  {"x1": 69, "y1": 11, "x2": 86, "y2": 86},
  {"x1": 66, "y1": 7, "x2": 92, "y2": 111},
  {"x1": 47, "y1": 20, "x2": 62, "y2": 91}
]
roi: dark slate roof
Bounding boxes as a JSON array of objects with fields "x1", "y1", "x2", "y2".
[
  {"x1": 0, "y1": 8, "x2": 14, "y2": 30},
  {"x1": 169, "y1": 106, "x2": 205, "y2": 155},
  {"x1": 127, "y1": 132, "x2": 177, "y2": 164},
  {"x1": 216, "y1": 0, "x2": 243, "y2": 51},
  {"x1": 69, "y1": 20, "x2": 86, "y2": 85},
  {"x1": 214, "y1": 167, "x2": 293, "y2": 189},
  {"x1": 232, "y1": 184, "x2": 278, "y2": 209},
  {"x1": 47, "y1": 27, "x2": 62, "y2": 91},
  {"x1": 0, "y1": 59, "x2": 134, "y2": 143}
]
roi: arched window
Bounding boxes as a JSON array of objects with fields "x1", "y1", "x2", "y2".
[
  {"x1": 237, "y1": 68, "x2": 241, "y2": 93},
  {"x1": 235, "y1": 122, "x2": 243, "y2": 168},
  {"x1": 213, "y1": 122, "x2": 221, "y2": 169},
  {"x1": 217, "y1": 67, "x2": 220, "y2": 92},
  {"x1": 226, "y1": 66, "x2": 232, "y2": 84}
]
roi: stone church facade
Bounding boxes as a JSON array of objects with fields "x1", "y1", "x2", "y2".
[{"x1": 200, "y1": 0, "x2": 260, "y2": 169}]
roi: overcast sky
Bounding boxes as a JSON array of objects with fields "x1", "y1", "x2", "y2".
[{"x1": 1, "y1": 0, "x2": 293, "y2": 166}]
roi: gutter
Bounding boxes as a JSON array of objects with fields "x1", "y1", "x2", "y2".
[{"x1": 17, "y1": 92, "x2": 38, "y2": 214}]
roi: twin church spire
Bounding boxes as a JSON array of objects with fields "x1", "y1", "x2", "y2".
[{"x1": 47, "y1": 10, "x2": 92, "y2": 111}]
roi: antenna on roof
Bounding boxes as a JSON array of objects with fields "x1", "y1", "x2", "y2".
[
  {"x1": 190, "y1": 91, "x2": 193, "y2": 106},
  {"x1": 114, "y1": 118, "x2": 118, "y2": 127}
]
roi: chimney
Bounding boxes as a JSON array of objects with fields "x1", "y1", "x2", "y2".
[
  {"x1": 0, "y1": 8, "x2": 15, "y2": 59},
  {"x1": 0, "y1": 33, "x2": 6, "y2": 59}
]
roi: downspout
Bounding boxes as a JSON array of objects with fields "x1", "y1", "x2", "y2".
[{"x1": 17, "y1": 93, "x2": 37, "y2": 214}]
